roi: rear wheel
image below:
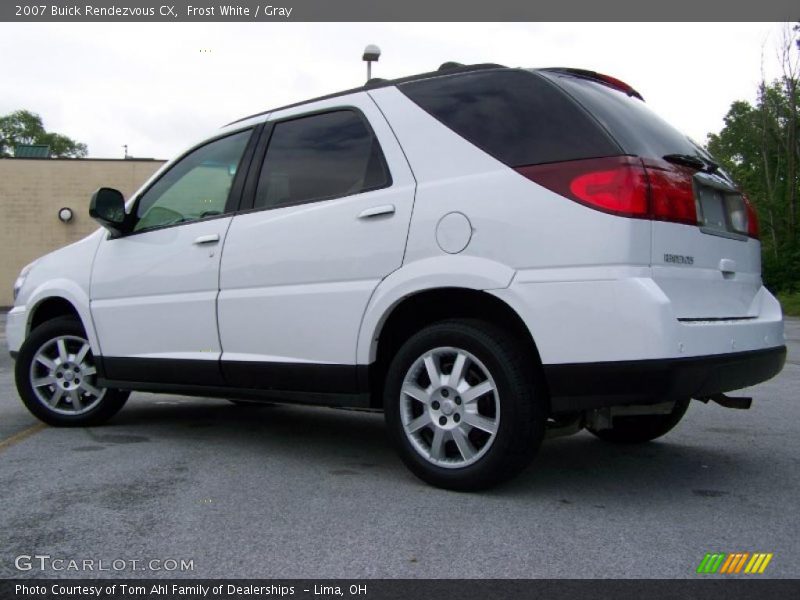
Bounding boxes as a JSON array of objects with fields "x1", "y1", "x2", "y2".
[
  {"x1": 586, "y1": 398, "x2": 691, "y2": 444},
  {"x1": 384, "y1": 319, "x2": 546, "y2": 491},
  {"x1": 15, "y1": 317, "x2": 129, "y2": 427}
]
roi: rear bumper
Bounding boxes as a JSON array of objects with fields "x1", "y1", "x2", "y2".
[
  {"x1": 490, "y1": 273, "x2": 786, "y2": 414},
  {"x1": 545, "y1": 345, "x2": 787, "y2": 414}
]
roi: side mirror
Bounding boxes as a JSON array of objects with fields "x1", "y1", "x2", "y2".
[{"x1": 89, "y1": 187, "x2": 129, "y2": 236}]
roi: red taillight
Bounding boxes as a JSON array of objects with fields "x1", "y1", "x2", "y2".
[
  {"x1": 744, "y1": 194, "x2": 760, "y2": 239},
  {"x1": 516, "y1": 157, "x2": 649, "y2": 218},
  {"x1": 570, "y1": 163, "x2": 649, "y2": 216},
  {"x1": 515, "y1": 156, "x2": 698, "y2": 226},
  {"x1": 642, "y1": 159, "x2": 697, "y2": 226}
]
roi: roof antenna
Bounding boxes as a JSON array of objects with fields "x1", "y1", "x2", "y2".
[{"x1": 362, "y1": 44, "x2": 381, "y2": 82}]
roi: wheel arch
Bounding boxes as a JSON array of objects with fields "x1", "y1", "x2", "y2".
[
  {"x1": 25, "y1": 282, "x2": 100, "y2": 355},
  {"x1": 358, "y1": 256, "x2": 516, "y2": 361},
  {"x1": 365, "y1": 286, "x2": 544, "y2": 408},
  {"x1": 29, "y1": 296, "x2": 81, "y2": 332}
]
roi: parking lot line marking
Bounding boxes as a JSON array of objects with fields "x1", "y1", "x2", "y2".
[{"x1": 0, "y1": 423, "x2": 46, "y2": 454}]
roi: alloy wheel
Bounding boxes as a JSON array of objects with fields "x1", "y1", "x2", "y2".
[
  {"x1": 400, "y1": 346, "x2": 500, "y2": 468},
  {"x1": 29, "y1": 335, "x2": 106, "y2": 415}
]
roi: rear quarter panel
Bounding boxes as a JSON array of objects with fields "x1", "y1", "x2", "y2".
[{"x1": 368, "y1": 86, "x2": 652, "y2": 272}]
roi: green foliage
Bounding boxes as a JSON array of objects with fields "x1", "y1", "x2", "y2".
[
  {"x1": 764, "y1": 240, "x2": 800, "y2": 294},
  {"x1": 706, "y1": 34, "x2": 800, "y2": 294},
  {"x1": 0, "y1": 109, "x2": 87, "y2": 158},
  {"x1": 777, "y1": 290, "x2": 800, "y2": 316}
]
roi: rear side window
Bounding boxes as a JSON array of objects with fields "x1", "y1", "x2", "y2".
[
  {"x1": 399, "y1": 70, "x2": 619, "y2": 167},
  {"x1": 254, "y1": 110, "x2": 390, "y2": 210},
  {"x1": 545, "y1": 73, "x2": 710, "y2": 161}
]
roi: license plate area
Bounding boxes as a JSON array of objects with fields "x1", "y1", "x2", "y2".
[{"x1": 695, "y1": 176, "x2": 748, "y2": 240}]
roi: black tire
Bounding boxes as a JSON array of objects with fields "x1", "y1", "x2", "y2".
[
  {"x1": 15, "y1": 316, "x2": 129, "y2": 427},
  {"x1": 383, "y1": 319, "x2": 546, "y2": 491},
  {"x1": 586, "y1": 398, "x2": 691, "y2": 444}
]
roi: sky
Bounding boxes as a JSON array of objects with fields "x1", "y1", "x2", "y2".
[{"x1": 0, "y1": 22, "x2": 790, "y2": 159}]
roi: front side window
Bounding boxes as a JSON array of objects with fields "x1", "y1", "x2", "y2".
[
  {"x1": 134, "y1": 130, "x2": 251, "y2": 232},
  {"x1": 254, "y1": 110, "x2": 390, "y2": 210}
]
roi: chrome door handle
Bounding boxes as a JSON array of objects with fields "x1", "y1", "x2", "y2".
[
  {"x1": 358, "y1": 204, "x2": 395, "y2": 219},
  {"x1": 193, "y1": 234, "x2": 220, "y2": 245}
]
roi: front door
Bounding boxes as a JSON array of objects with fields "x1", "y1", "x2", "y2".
[{"x1": 90, "y1": 128, "x2": 254, "y2": 385}]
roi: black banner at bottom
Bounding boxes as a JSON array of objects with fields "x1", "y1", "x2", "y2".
[{"x1": 2, "y1": 579, "x2": 800, "y2": 600}]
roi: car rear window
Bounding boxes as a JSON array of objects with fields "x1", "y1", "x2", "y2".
[
  {"x1": 399, "y1": 69, "x2": 620, "y2": 168},
  {"x1": 543, "y1": 72, "x2": 713, "y2": 161}
]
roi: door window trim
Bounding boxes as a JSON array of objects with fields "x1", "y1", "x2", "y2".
[
  {"x1": 238, "y1": 107, "x2": 393, "y2": 215},
  {"x1": 117, "y1": 125, "x2": 262, "y2": 238}
]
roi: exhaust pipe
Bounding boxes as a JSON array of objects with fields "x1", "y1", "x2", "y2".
[{"x1": 697, "y1": 393, "x2": 752, "y2": 410}]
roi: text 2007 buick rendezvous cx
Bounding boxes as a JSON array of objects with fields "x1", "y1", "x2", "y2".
[{"x1": 6, "y1": 64, "x2": 786, "y2": 490}]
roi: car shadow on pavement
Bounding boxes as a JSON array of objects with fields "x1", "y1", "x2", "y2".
[{"x1": 94, "y1": 394, "x2": 760, "y2": 503}]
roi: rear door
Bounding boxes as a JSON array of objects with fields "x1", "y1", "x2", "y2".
[
  {"x1": 217, "y1": 94, "x2": 416, "y2": 392},
  {"x1": 548, "y1": 72, "x2": 762, "y2": 319}
]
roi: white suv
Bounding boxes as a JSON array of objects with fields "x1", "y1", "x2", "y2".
[{"x1": 6, "y1": 64, "x2": 787, "y2": 490}]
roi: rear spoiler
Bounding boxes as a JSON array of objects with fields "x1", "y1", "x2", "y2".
[{"x1": 541, "y1": 68, "x2": 644, "y2": 101}]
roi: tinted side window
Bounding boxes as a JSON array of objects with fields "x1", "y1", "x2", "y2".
[
  {"x1": 399, "y1": 70, "x2": 619, "y2": 167},
  {"x1": 135, "y1": 130, "x2": 251, "y2": 232},
  {"x1": 254, "y1": 110, "x2": 390, "y2": 210}
]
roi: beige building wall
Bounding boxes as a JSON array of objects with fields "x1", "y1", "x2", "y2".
[{"x1": 0, "y1": 158, "x2": 165, "y2": 307}]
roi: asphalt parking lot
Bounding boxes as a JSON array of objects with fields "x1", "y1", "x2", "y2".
[{"x1": 1, "y1": 313, "x2": 798, "y2": 579}]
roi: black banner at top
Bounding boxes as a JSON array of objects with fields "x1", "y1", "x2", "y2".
[{"x1": 2, "y1": 0, "x2": 800, "y2": 22}]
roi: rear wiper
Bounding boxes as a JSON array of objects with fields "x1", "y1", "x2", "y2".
[{"x1": 663, "y1": 153, "x2": 719, "y2": 174}]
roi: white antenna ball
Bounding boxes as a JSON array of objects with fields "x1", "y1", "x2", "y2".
[{"x1": 362, "y1": 44, "x2": 381, "y2": 62}]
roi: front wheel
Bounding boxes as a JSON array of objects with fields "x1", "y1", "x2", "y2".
[
  {"x1": 586, "y1": 398, "x2": 691, "y2": 444},
  {"x1": 15, "y1": 317, "x2": 129, "y2": 427},
  {"x1": 384, "y1": 319, "x2": 546, "y2": 491}
]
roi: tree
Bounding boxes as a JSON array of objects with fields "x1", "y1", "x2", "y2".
[
  {"x1": 706, "y1": 24, "x2": 800, "y2": 293},
  {"x1": 0, "y1": 109, "x2": 88, "y2": 158}
]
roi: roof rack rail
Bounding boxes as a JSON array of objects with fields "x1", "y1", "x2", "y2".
[
  {"x1": 385, "y1": 63, "x2": 507, "y2": 86},
  {"x1": 365, "y1": 77, "x2": 389, "y2": 88},
  {"x1": 438, "y1": 61, "x2": 465, "y2": 71},
  {"x1": 226, "y1": 63, "x2": 508, "y2": 126}
]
